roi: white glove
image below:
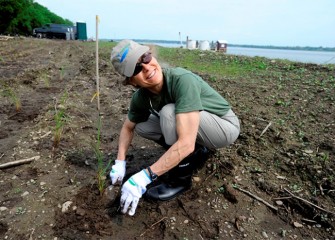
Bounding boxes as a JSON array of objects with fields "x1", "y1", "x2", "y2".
[
  {"x1": 109, "y1": 160, "x2": 126, "y2": 185},
  {"x1": 120, "y1": 170, "x2": 152, "y2": 216}
]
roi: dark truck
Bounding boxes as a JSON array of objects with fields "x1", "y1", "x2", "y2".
[{"x1": 33, "y1": 24, "x2": 75, "y2": 40}]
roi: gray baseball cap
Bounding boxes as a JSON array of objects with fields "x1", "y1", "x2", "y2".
[{"x1": 111, "y1": 39, "x2": 149, "y2": 77}]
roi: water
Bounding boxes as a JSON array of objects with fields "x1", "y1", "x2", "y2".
[
  {"x1": 141, "y1": 41, "x2": 335, "y2": 65},
  {"x1": 227, "y1": 47, "x2": 335, "y2": 65}
]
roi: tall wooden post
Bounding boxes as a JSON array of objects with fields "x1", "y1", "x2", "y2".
[{"x1": 95, "y1": 15, "x2": 100, "y2": 112}]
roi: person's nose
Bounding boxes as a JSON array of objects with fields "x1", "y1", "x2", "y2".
[{"x1": 141, "y1": 63, "x2": 150, "y2": 72}]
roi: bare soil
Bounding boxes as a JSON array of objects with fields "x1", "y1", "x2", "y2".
[{"x1": 0, "y1": 38, "x2": 334, "y2": 240}]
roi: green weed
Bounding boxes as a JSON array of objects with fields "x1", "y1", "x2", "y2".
[
  {"x1": 156, "y1": 47, "x2": 267, "y2": 78},
  {"x1": 53, "y1": 91, "x2": 68, "y2": 148},
  {"x1": 290, "y1": 184, "x2": 303, "y2": 193},
  {"x1": 15, "y1": 207, "x2": 26, "y2": 215},
  {"x1": 13, "y1": 188, "x2": 22, "y2": 194},
  {"x1": 41, "y1": 72, "x2": 50, "y2": 87},
  {"x1": 94, "y1": 115, "x2": 112, "y2": 196},
  {"x1": 275, "y1": 99, "x2": 291, "y2": 107},
  {"x1": 1, "y1": 85, "x2": 21, "y2": 112},
  {"x1": 59, "y1": 66, "x2": 65, "y2": 80}
]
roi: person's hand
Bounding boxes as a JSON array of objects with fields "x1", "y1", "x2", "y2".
[
  {"x1": 120, "y1": 170, "x2": 151, "y2": 216},
  {"x1": 109, "y1": 160, "x2": 126, "y2": 185}
]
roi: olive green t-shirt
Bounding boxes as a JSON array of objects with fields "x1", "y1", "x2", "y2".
[{"x1": 128, "y1": 67, "x2": 231, "y2": 123}]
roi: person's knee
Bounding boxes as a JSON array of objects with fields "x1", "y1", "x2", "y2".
[
  {"x1": 159, "y1": 104, "x2": 177, "y2": 145},
  {"x1": 160, "y1": 104, "x2": 175, "y2": 120},
  {"x1": 134, "y1": 123, "x2": 144, "y2": 136}
]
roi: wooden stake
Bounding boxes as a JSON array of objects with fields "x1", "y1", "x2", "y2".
[
  {"x1": 0, "y1": 156, "x2": 40, "y2": 169},
  {"x1": 96, "y1": 15, "x2": 100, "y2": 112}
]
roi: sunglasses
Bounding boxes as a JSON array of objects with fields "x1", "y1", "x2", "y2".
[{"x1": 132, "y1": 52, "x2": 152, "y2": 76}]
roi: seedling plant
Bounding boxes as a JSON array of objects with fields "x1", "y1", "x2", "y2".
[
  {"x1": 94, "y1": 115, "x2": 112, "y2": 196},
  {"x1": 53, "y1": 91, "x2": 68, "y2": 148},
  {"x1": 1, "y1": 85, "x2": 21, "y2": 112}
]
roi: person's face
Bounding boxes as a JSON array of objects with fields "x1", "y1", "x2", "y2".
[{"x1": 128, "y1": 52, "x2": 163, "y2": 89}]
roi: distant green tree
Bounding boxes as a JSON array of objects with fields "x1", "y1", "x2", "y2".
[
  {"x1": 0, "y1": 0, "x2": 73, "y2": 35},
  {"x1": 0, "y1": 0, "x2": 27, "y2": 34}
]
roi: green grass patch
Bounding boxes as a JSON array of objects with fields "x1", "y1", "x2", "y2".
[{"x1": 156, "y1": 47, "x2": 269, "y2": 77}]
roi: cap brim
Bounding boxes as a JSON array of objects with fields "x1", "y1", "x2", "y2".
[{"x1": 124, "y1": 45, "x2": 150, "y2": 77}]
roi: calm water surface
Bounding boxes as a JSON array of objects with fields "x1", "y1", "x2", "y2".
[
  {"x1": 152, "y1": 42, "x2": 335, "y2": 65},
  {"x1": 227, "y1": 47, "x2": 335, "y2": 64}
]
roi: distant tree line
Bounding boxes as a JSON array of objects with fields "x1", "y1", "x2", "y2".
[{"x1": 0, "y1": 0, "x2": 73, "y2": 36}]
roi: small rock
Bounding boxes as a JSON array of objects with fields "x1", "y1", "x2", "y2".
[
  {"x1": 57, "y1": 104, "x2": 66, "y2": 110},
  {"x1": 237, "y1": 215, "x2": 247, "y2": 221},
  {"x1": 62, "y1": 201, "x2": 73, "y2": 213},
  {"x1": 275, "y1": 200, "x2": 283, "y2": 206},
  {"x1": 76, "y1": 207, "x2": 86, "y2": 216},
  {"x1": 184, "y1": 220, "x2": 189, "y2": 224},
  {"x1": 21, "y1": 191, "x2": 29, "y2": 197},
  {"x1": 281, "y1": 229, "x2": 287, "y2": 237},
  {"x1": 261, "y1": 231, "x2": 268, "y2": 238},
  {"x1": 293, "y1": 221, "x2": 303, "y2": 228},
  {"x1": 193, "y1": 176, "x2": 201, "y2": 182},
  {"x1": 0, "y1": 207, "x2": 8, "y2": 211},
  {"x1": 304, "y1": 149, "x2": 313, "y2": 154}
]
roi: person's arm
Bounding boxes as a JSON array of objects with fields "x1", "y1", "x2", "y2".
[
  {"x1": 149, "y1": 111, "x2": 200, "y2": 176},
  {"x1": 117, "y1": 117, "x2": 136, "y2": 160}
]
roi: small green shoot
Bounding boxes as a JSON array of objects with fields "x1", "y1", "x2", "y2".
[
  {"x1": 2, "y1": 85, "x2": 21, "y2": 112},
  {"x1": 41, "y1": 72, "x2": 50, "y2": 87},
  {"x1": 15, "y1": 207, "x2": 26, "y2": 215},
  {"x1": 60, "y1": 66, "x2": 65, "y2": 80},
  {"x1": 13, "y1": 188, "x2": 22, "y2": 194},
  {"x1": 94, "y1": 115, "x2": 112, "y2": 196},
  {"x1": 53, "y1": 91, "x2": 68, "y2": 148}
]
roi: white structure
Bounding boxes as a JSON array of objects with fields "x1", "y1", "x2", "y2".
[
  {"x1": 186, "y1": 40, "x2": 197, "y2": 49},
  {"x1": 199, "y1": 40, "x2": 210, "y2": 50}
]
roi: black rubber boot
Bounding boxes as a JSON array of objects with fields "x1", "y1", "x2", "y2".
[{"x1": 145, "y1": 145, "x2": 209, "y2": 201}]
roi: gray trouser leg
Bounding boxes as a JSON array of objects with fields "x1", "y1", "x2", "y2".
[{"x1": 135, "y1": 104, "x2": 240, "y2": 149}]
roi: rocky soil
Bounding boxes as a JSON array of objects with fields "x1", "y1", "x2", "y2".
[{"x1": 0, "y1": 37, "x2": 334, "y2": 240}]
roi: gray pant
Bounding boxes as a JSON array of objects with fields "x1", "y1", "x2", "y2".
[{"x1": 135, "y1": 104, "x2": 240, "y2": 149}]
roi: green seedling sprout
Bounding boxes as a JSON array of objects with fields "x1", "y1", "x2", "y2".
[
  {"x1": 59, "y1": 66, "x2": 65, "y2": 80},
  {"x1": 53, "y1": 91, "x2": 68, "y2": 148},
  {"x1": 41, "y1": 72, "x2": 50, "y2": 87},
  {"x1": 2, "y1": 85, "x2": 21, "y2": 112},
  {"x1": 94, "y1": 115, "x2": 112, "y2": 196}
]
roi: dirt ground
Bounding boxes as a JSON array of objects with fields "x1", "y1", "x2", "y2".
[{"x1": 0, "y1": 37, "x2": 334, "y2": 240}]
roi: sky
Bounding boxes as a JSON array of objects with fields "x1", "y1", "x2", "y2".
[{"x1": 34, "y1": 0, "x2": 335, "y2": 48}]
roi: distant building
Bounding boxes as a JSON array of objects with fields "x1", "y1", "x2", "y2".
[{"x1": 216, "y1": 40, "x2": 228, "y2": 52}]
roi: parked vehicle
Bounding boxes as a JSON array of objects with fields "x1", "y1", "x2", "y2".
[{"x1": 33, "y1": 24, "x2": 75, "y2": 40}]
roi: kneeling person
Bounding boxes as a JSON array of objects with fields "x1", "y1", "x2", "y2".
[{"x1": 109, "y1": 40, "x2": 240, "y2": 216}]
